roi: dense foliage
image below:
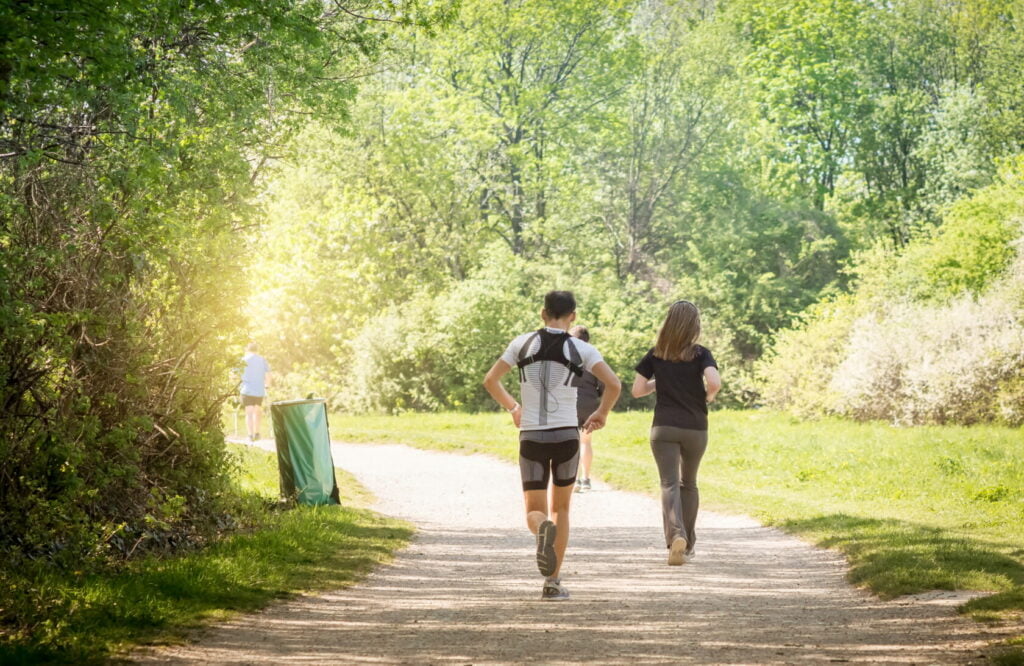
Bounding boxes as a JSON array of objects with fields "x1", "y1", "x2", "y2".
[
  {"x1": 3, "y1": 0, "x2": 1022, "y2": 654},
  {"x1": 252, "y1": 0, "x2": 1024, "y2": 416},
  {"x1": 758, "y1": 158, "x2": 1024, "y2": 425},
  {"x1": 0, "y1": 0, "x2": 452, "y2": 641}
]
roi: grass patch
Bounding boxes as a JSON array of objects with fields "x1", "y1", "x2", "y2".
[
  {"x1": 329, "y1": 410, "x2": 1024, "y2": 614},
  {"x1": 0, "y1": 444, "x2": 412, "y2": 664}
]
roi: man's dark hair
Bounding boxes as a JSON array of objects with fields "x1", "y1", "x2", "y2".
[{"x1": 544, "y1": 290, "x2": 576, "y2": 319}]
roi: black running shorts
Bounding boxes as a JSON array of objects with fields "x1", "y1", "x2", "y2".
[{"x1": 519, "y1": 437, "x2": 580, "y2": 491}]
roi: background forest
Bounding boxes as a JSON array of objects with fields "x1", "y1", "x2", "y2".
[
  {"x1": 2, "y1": 0, "x2": 1023, "y2": 641},
  {"x1": 254, "y1": 0, "x2": 1024, "y2": 421}
]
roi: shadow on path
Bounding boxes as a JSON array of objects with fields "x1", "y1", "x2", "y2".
[
  {"x1": 780, "y1": 513, "x2": 1024, "y2": 613},
  {"x1": 135, "y1": 443, "x2": 1017, "y2": 664}
]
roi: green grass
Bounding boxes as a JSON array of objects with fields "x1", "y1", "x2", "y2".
[
  {"x1": 0, "y1": 444, "x2": 412, "y2": 665},
  {"x1": 329, "y1": 409, "x2": 1024, "y2": 657}
]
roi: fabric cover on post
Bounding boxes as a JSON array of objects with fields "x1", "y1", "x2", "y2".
[{"x1": 271, "y1": 398, "x2": 340, "y2": 505}]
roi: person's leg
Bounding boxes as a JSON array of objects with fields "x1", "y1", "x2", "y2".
[
  {"x1": 650, "y1": 426, "x2": 684, "y2": 548},
  {"x1": 548, "y1": 481, "x2": 575, "y2": 577},
  {"x1": 579, "y1": 429, "x2": 593, "y2": 481},
  {"x1": 253, "y1": 404, "x2": 262, "y2": 438},
  {"x1": 548, "y1": 439, "x2": 579, "y2": 577},
  {"x1": 244, "y1": 404, "x2": 257, "y2": 438},
  {"x1": 520, "y1": 441, "x2": 557, "y2": 576},
  {"x1": 678, "y1": 429, "x2": 708, "y2": 550},
  {"x1": 524, "y1": 489, "x2": 549, "y2": 533}
]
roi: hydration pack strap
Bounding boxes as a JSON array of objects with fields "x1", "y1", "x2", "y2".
[
  {"x1": 516, "y1": 332, "x2": 542, "y2": 382},
  {"x1": 516, "y1": 329, "x2": 584, "y2": 384},
  {"x1": 562, "y1": 338, "x2": 583, "y2": 385}
]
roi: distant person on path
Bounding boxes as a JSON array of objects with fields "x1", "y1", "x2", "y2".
[
  {"x1": 240, "y1": 342, "x2": 271, "y2": 442},
  {"x1": 631, "y1": 300, "x2": 721, "y2": 565},
  {"x1": 483, "y1": 291, "x2": 621, "y2": 601},
  {"x1": 569, "y1": 325, "x2": 604, "y2": 494}
]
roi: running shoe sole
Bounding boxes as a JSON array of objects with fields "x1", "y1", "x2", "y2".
[
  {"x1": 668, "y1": 536, "x2": 688, "y2": 565},
  {"x1": 536, "y1": 520, "x2": 557, "y2": 577}
]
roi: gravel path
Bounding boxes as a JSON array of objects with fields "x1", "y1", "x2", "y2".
[{"x1": 135, "y1": 441, "x2": 1016, "y2": 664}]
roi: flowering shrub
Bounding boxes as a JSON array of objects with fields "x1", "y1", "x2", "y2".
[
  {"x1": 758, "y1": 158, "x2": 1024, "y2": 425},
  {"x1": 831, "y1": 287, "x2": 1024, "y2": 425}
]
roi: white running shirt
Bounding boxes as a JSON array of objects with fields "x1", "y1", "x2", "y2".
[{"x1": 500, "y1": 328, "x2": 605, "y2": 431}]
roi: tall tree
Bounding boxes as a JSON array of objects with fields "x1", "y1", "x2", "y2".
[
  {"x1": 0, "y1": 0, "x2": 452, "y2": 566},
  {"x1": 731, "y1": 0, "x2": 871, "y2": 209},
  {"x1": 434, "y1": 0, "x2": 632, "y2": 256},
  {"x1": 591, "y1": 4, "x2": 736, "y2": 278}
]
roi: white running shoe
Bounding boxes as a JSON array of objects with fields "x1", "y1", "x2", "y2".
[{"x1": 541, "y1": 579, "x2": 570, "y2": 601}]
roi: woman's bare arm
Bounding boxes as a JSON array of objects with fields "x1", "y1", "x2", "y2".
[
  {"x1": 704, "y1": 366, "x2": 722, "y2": 403},
  {"x1": 631, "y1": 373, "x2": 656, "y2": 398}
]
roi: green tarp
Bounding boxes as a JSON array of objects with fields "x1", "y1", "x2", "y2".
[{"x1": 271, "y1": 398, "x2": 340, "y2": 505}]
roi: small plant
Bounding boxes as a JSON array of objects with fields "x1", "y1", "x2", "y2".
[
  {"x1": 935, "y1": 456, "x2": 967, "y2": 477},
  {"x1": 973, "y1": 485, "x2": 1011, "y2": 502}
]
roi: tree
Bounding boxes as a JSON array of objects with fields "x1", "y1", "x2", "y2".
[
  {"x1": 0, "y1": 0, "x2": 453, "y2": 569},
  {"x1": 589, "y1": 4, "x2": 737, "y2": 278},
  {"x1": 731, "y1": 0, "x2": 872, "y2": 210},
  {"x1": 433, "y1": 0, "x2": 633, "y2": 256}
]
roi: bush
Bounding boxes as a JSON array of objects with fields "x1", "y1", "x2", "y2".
[
  {"x1": 756, "y1": 294, "x2": 860, "y2": 417},
  {"x1": 830, "y1": 291, "x2": 1024, "y2": 425},
  {"x1": 333, "y1": 245, "x2": 748, "y2": 413},
  {"x1": 337, "y1": 248, "x2": 541, "y2": 413},
  {"x1": 0, "y1": 0, "x2": 425, "y2": 591},
  {"x1": 758, "y1": 156, "x2": 1024, "y2": 424}
]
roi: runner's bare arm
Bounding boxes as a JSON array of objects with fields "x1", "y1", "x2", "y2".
[
  {"x1": 632, "y1": 373, "x2": 655, "y2": 398},
  {"x1": 704, "y1": 366, "x2": 722, "y2": 403},
  {"x1": 582, "y1": 361, "x2": 621, "y2": 432},
  {"x1": 483, "y1": 359, "x2": 521, "y2": 427}
]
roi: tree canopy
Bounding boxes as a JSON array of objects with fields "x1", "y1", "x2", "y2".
[{"x1": 251, "y1": 0, "x2": 1024, "y2": 412}]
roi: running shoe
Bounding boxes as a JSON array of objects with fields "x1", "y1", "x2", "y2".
[
  {"x1": 541, "y1": 579, "x2": 570, "y2": 601},
  {"x1": 668, "y1": 535, "x2": 688, "y2": 565},
  {"x1": 580, "y1": 478, "x2": 591, "y2": 492},
  {"x1": 573, "y1": 479, "x2": 583, "y2": 493},
  {"x1": 684, "y1": 547, "x2": 696, "y2": 560},
  {"x1": 536, "y1": 519, "x2": 557, "y2": 577}
]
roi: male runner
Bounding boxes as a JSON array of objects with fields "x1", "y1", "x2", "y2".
[{"x1": 483, "y1": 291, "x2": 621, "y2": 600}]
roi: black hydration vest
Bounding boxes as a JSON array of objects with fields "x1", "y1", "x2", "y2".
[{"x1": 516, "y1": 328, "x2": 584, "y2": 385}]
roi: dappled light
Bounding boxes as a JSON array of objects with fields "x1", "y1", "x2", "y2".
[{"x1": 136, "y1": 444, "x2": 1019, "y2": 664}]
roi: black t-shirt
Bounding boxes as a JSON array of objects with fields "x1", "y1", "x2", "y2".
[{"x1": 634, "y1": 345, "x2": 718, "y2": 431}]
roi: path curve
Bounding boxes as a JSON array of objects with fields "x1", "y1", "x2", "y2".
[{"x1": 136, "y1": 442, "x2": 1012, "y2": 664}]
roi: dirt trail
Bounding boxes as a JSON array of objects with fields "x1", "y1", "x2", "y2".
[{"x1": 135, "y1": 442, "x2": 1015, "y2": 664}]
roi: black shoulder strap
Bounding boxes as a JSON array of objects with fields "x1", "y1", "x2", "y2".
[
  {"x1": 516, "y1": 331, "x2": 543, "y2": 382},
  {"x1": 562, "y1": 338, "x2": 584, "y2": 385},
  {"x1": 516, "y1": 329, "x2": 586, "y2": 385}
]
